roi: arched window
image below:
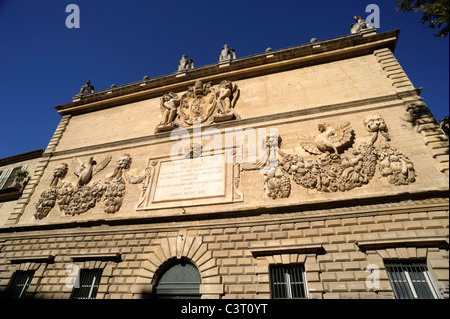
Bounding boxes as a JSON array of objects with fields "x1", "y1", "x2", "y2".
[{"x1": 155, "y1": 259, "x2": 202, "y2": 299}]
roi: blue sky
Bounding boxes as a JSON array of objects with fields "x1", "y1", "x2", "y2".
[{"x1": 0, "y1": 0, "x2": 448, "y2": 159}]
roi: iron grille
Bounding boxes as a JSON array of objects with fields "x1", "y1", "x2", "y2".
[
  {"x1": 71, "y1": 269, "x2": 103, "y2": 299},
  {"x1": 155, "y1": 261, "x2": 202, "y2": 299},
  {"x1": 270, "y1": 264, "x2": 307, "y2": 299},
  {"x1": 6, "y1": 270, "x2": 35, "y2": 299},
  {"x1": 385, "y1": 260, "x2": 439, "y2": 299}
]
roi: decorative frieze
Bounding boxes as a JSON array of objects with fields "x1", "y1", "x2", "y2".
[
  {"x1": 34, "y1": 154, "x2": 144, "y2": 219},
  {"x1": 243, "y1": 115, "x2": 416, "y2": 199}
]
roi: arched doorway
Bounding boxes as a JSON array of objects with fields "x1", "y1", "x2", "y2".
[{"x1": 155, "y1": 259, "x2": 202, "y2": 299}]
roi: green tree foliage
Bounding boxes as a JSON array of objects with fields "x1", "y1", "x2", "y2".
[{"x1": 396, "y1": 0, "x2": 449, "y2": 37}]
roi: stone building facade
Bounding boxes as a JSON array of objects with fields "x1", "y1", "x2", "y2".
[
  {"x1": 0, "y1": 26, "x2": 448, "y2": 299},
  {"x1": 0, "y1": 150, "x2": 43, "y2": 226}
]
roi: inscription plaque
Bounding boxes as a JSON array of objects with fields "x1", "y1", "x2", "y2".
[{"x1": 153, "y1": 154, "x2": 225, "y2": 202}]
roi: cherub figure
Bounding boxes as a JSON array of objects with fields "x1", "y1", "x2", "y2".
[
  {"x1": 107, "y1": 154, "x2": 132, "y2": 180},
  {"x1": 217, "y1": 80, "x2": 240, "y2": 117},
  {"x1": 363, "y1": 114, "x2": 391, "y2": 146},
  {"x1": 159, "y1": 92, "x2": 180, "y2": 126},
  {"x1": 49, "y1": 163, "x2": 69, "y2": 187}
]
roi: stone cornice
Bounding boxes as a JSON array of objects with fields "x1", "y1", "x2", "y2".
[
  {"x1": 356, "y1": 236, "x2": 449, "y2": 251},
  {"x1": 70, "y1": 253, "x2": 122, "y2": 262},
  {"x1": 9, "y1": 254, "x2": 55, "y2": 264},
  {"x1": 251, "y1": 243, "x2": 325, "y2": 257},
  {"x1": 0, "y1": 190, "x2": 447, "y2": 237},
  {"x1": 54, "y1": 30, "x2": 400, "y2": 116}
]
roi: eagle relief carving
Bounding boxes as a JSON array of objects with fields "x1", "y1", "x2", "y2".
[
  {"x1": 56, "y1": 155, "x2": 111, "y2": 216},
  {"x1": 72, "y1": 156, "x2": 111, "y2": 186},
  {"x1": 34, "y1": 154, "x2": 147, "y2": 219},
  {"x1": 299, "y1": 122, "x2": 353, "y2": 155},
  {"x1": 241, "y1": 115, "x2": 416, "y2": 199}
]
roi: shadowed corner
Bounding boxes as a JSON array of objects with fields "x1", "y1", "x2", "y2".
[
  {"x1": 137, "y1": 288, "x2": 154, "y2": 299},
  {"x1": 0, "y1": 286, "x2": 36, "y2": 300}
]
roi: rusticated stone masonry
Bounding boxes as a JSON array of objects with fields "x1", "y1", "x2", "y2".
[{"x1": 0, "y1": 204, "x2": 448, "y2": 299}]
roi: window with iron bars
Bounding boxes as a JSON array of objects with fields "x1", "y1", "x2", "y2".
[
  {"x1": 71, "y1": 269, "x2": 103, "y2": 299},
  {"x1": 5, "y1": 270, "x2": 35, "y2": 299},
  {"x1": 270, "y1": 264, "x2": 308, "y2": 299},
  {"x1": 385, "y1": 259, "x2": 439, "y2": 299}
]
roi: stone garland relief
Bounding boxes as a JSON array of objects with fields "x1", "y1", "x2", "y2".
[
  {"x1": 33, "y1": 115, "x2": 416, "y2": 219},
  {"x1": 243, "y1": 115, "x2": 416, "y2": 199},
  {"x1": 155, "y1": 80, "x2": 240, "y2": 134},
  {"x1": 34, "y1": 154, "x2": 151, "y2": 220},
  {"x1": 34, "y1": 78, "x2": 241, "y2": 220}
]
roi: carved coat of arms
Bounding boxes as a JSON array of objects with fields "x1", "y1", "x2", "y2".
[
  {"x1": 179, "y1": 80, "x2": 217, "y2": 125},
  {"x1": 155, "y1": 80, "x2": 240, "y2": 133}
]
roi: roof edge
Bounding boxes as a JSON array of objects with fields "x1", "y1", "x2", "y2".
[
  {"x1": 55, "y1": 29, "x2": 401, "y2": 116},
  {"x1": 0, "y1": 149, "x2": 45, "y2": 167}
]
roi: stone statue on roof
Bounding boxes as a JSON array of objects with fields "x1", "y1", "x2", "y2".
[
  {"x1": 219, "y1": 44, "x2": 236, "y2": 62},
  {"x1": 79, "y1": 80, "x2": 95, "y2": 96},
  {"x1": 350, "y1": 16, "x2": 374, "y2": 34},
  {"x1": 178, "y1": 54, "x2": 194, "y2": 71}
]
